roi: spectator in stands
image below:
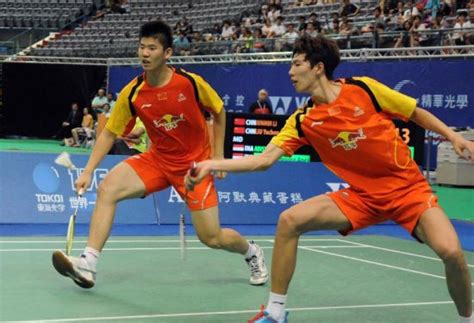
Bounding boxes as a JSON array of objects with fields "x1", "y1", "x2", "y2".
[
  {"x1": 304, "y1": 22, "x2": 320, "y2": 37},
  {"x1": 54, "y1": 102, "x2": 82, "y2": 144},
  {"x1": 175, "y1": 17, "x2": 193, "y2": 39},
  {"x1": 71, "y1": 107, "x2": 94, "y2": 147},
  {"x1": 257, "y1": 4, "x2": 270, "y2": 23},
  {"x1": 221, "y1": 20, "x2": 235, "y2": 40},
  {"x1": 91, "y1": 88, "x2": 108, "y2": 116},
  {"x1": 270, "y1": 16, "x2": 287, "y2": 37},
  {"x1": 280, "y1": 23, "x2": 300, "y2": 50},
  {"x1": 236, "y1": 27, "x2": 254, "y2": 53},
  {"x1": 249, "y1": 89, "x2": 273, "y2": 114},
  {"x1": 327, "y1": 13, "x2": 341, "y2": 34},
  {"x1": 340, "y1": 0, "x2": 361, "y2": 17},
  {"x1": 109, "y1": 118, "x2": 148, "y2": 155},
  {"x1": 268, "y1": 4, "x2": 282, "y2": 23},
  {"x1": 308, "y1": 13, "x2": 323, "y2": 33},
  {"x1": 339, "y1": 18, "x2": 360, "y2": 37},
  {"x1": 403, "y1": 0, "x2": 421, "y2": 20},
  {"x1": 394, "y1": 19, "x2": 414, "y2": 47},
  {"x1": 211, "y1": 23, "x2": 221, "y2": 37},
  {"x1": 453, "y1": 11, "x2": 473, "y2": 45},
  {"x1": 434, "y1": 11, "x2": 449, "y2": 28},
  {"x1": 297, "y1": 15, "x2": 307, "y2": 33},
  {"x1": 262, "y1": 18, "x2": 274, "y2": 37},
  {"x1": 107, "y1": 93, "x2": 115, "y2": 113},
  {"x1": 410, "y1": 14, "x2": 428, "y2": 46},
  {"x1": 253, "y1": 28, "x2": 267, "y2": 52},
  {"x1": 362, "y1": 7, "x2": 387, "y2": 33},
  {"x1": 103, "y1": 103, "x2": 112, "y2": 118},
  {"x1": 426, "y1": 16, "x2": 444, "y2": 45},
  {"x1": 173, "y1": 31, "x2": 191, "y2": 56}
]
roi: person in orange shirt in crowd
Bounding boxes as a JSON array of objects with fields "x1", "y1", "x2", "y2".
[
  {"x1": 52, "y1": 21, "x2": 267, "y2": 289},
  {"x1": 70, "y1": 107, "x2": 94, "y2": 147},
  {"x1": 186, "y1": 35, "x2": 474, "y2": 323}
]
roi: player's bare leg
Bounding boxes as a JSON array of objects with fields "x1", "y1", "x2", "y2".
[
  {"x1": 414, "y1": 208, "x2": 472, "y2": 319},
  {"x1": 251, "y1": 194, "x2": 351, "y2": 322},
  {"x1": 87, "y1": 162, "x2": 146, "y2": 251},
  {"x1": 52, "y1": 162, "x2": 146, "y2": 288},
  {"x1": 192, "y1": 207, "x2": 268, "y2": 285}
]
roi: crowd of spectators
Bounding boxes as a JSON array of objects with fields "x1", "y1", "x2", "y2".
[{"x1": 163, "y1": 0, "x2": 473, "y2": 55}]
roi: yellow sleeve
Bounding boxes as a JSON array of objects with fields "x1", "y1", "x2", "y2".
[
  {"x1": 186, "y1": 71, "x2": 224, "y2": 114},
  {"x1": 270, "y1": 108, "x2": 308, "y2": 156},
  {"x1": 105, "y1": 79, "x2": 138, "y2": 136},
  {"x1": 355, "y1": 77, "x2": 417, "y2": 121}
]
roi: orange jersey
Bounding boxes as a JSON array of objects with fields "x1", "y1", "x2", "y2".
[
  {"x1": 271, "y1": 76, "x2": 426, "y2": 199},
  {"x1": 106, "y1": 67, "x2": 223, "y2": 164}
]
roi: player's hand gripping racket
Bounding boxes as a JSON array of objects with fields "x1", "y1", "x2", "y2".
[{"x1": 180, "y1": 162, "x2": 197, "y2": 261}]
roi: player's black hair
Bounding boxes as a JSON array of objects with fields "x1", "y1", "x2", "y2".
[
  {"x1": 139, "y1": 21, "x2": 173, "y2": 50},
  {"x1": 292, "y1": 35, "x2": 340, "y2": 80}
]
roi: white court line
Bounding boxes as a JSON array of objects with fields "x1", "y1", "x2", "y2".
[
  {"x1": 300, "y1": 246, "x2": 449, "y2": 280},
  {"x1": 0, "y1": 245, "x2": 368, "y2": 252},
  {"x1": 0, "y1": 238, "x2": 342, "y2": 244},
  {"x1": 336, "y1": 238, "x2": 474, "y2": 268},
  {"x1": 2, "y1": 300, "x2": 465, "y2": 322}
]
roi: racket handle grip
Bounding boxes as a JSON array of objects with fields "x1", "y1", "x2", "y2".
[{"x1": 190, "y1": 161, "x2": 197, "y2": 177}]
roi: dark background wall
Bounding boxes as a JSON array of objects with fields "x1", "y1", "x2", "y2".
[{"x1": 3, "y1": 63, "x2": 106, "y2": 138}]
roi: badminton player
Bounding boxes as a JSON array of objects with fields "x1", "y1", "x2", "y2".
[
  {"x1": 186, "y1": 35, "x2": 474, "y2": 323},
  {"x1": 51, "y1": 21, "x2": 268, "y2": 289}
]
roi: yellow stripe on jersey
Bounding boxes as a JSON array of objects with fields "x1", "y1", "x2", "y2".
[
  {"x1": 353, "y1": 77, "x2": 417, "y2": 121},
  {"x1": 179, "y1": 70, "x2": 223, "y2": 114},
  {"x1": 270, "y1": 107, "x2": 308, "y2": 156},
  {"x1": 106, "y1": 77, "x2": 144, "y2": 136}
]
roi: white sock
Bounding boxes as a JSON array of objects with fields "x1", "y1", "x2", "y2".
[
  {"x1": 266, "y1": 292, "x2": 287, "y2": 321},
  {"x1": 244, "y1": 242, "x2": 257, "y2": 259},
  {"x1": 81, "y1": 246, "x2": 100, "y2": 271},
  {"x1": 459, "y1": 314, "x2": 473, "y2": 323}
]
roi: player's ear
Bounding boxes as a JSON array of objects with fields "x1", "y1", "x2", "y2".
[
  {"x1": 313, "y1": 62, "x2": 325, "y2": 77},
  {"x1": 164, "y1": 47, "x2": 173, "y2": 60}
]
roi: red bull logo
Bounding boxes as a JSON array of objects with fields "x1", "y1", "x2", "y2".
[
  {"x1": 329, "y1": 128, "x2": 366, "y2": 150},
  {"x1": 153, "y1": 113, "x2": 185, "y2": 131}
]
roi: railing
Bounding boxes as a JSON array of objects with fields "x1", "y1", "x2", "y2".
[{"x1": 3, "y1": 45, "x2": 473, "y2": 65}]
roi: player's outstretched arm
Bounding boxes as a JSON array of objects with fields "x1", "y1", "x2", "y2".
[
  {"x1": 211, "y1": 108, "x2": 227, "y2": 179},
  {"x1": 185, "y1": 143, "x2": 285, "y2": 191},
  {"x1": 410, "y1": 107, "x2": 474, "y2": 161},
  {"x1": 75, "y1": 128, "x2": 117, "y2": 193}
]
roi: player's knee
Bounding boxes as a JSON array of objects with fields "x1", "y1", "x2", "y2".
[
  {"x1": 278, "y1": 210, "x2": 300, "y2": 234},
  {"x1": 199, "y1": 235, "x2": 222, "y2": 249},
  {"x1": 438, "y1": 245, "x2": 465, "y2": 266},
  {"x1": 97, "y1": 179, "x2": 118, "y2": 202}
]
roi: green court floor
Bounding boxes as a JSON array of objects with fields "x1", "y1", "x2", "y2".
[{"x1": 0, "y1": 236, "x2": 473, "y2": 322}]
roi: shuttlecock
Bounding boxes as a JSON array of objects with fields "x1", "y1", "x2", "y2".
[{"x1": 55, "y1": 152, "x2": 76, "y2": 170}]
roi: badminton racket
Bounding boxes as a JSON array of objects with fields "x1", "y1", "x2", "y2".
[
  {"x1": 54, "y1": 152, "x2": 83, "y2": 256},
  {"x1": 66, "y1": 188, "x2": 84, "y2": 255},
  {"x1": 179, "y1": 161, "x2": 197, "y2": 261}
]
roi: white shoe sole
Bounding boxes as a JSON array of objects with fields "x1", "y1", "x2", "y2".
[
  {"x1": 250, "y1": 274, "x2": 269, "y2": 286},
  {"x1": 52, "y1": 250, "x2": 95, "y2": 289}
]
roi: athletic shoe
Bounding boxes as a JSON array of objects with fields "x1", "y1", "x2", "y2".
[
  {"x1": 248, "y1": 305, "x2": 289, "y2": 323},
  {"x1": 246, "y1": 241, "x2": 268, "y2": 285},
  {"x1": 52, "y1": 250, "x2": 96, "y2": 289}
]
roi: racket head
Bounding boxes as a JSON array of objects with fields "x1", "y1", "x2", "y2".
[{"x1": 65, "y1": 215, "x2": 76, "y2": 256}]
